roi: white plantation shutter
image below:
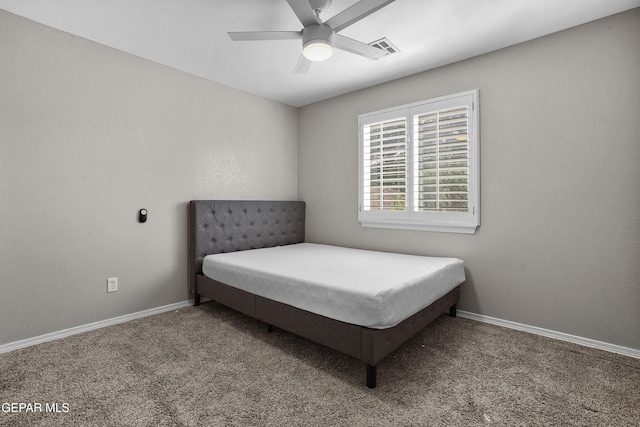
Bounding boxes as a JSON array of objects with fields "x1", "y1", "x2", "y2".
[
  {"x1": 413, "y1": 105, "x2": 469, "y2": 212},
  {"x1": 362, "y1": 117, "x2": 407, "y2": 212},
  {"x1": 359, "y1": 90, "x2": 479, "y2": 233}
]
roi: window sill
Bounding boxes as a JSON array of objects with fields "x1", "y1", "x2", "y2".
[{"x1": 359, "y1": 219, "x2": 478, "y2": 234}]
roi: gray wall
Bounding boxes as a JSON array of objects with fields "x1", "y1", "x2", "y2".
[
  {"x1": 298, "y1": 9, "x2": 640, "y2": 350},
  {"x1": 0, "y1": 11, "x2": 298, "y2": 345}
]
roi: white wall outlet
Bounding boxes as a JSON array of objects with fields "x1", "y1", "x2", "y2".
[{"x1": 107, "y1": 277, "x2": 118, "y2": 293}]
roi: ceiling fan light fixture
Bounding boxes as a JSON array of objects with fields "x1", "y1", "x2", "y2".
[
  {"x1": 303, "y1": 40, "x2": 334, "y2": 61},
  {"x1": 301, "y1": 23, "x2": 335, "y2": 62}
]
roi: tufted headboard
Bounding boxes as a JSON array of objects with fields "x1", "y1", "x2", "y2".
[{"x1": 188, "y1": 200, "x2": 305, "y2": 294}]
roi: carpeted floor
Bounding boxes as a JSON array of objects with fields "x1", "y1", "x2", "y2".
[{"x1": 1, "y1": 302, "x2": 639, "y2": 426}]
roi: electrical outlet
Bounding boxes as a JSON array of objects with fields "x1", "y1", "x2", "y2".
[{"x1": 107, "y1": 277, "x2": 118, "y2": 293}]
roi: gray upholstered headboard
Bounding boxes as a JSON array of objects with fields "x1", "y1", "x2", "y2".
[{"x1": 188, "y1": 200, "x2": 305, "y2": 294}]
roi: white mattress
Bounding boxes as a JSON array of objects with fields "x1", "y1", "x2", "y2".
[{"x1": 202, "y1": 243, "x2": 465, "y2": 329}]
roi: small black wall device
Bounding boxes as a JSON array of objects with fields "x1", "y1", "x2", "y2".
[{"x1": 138, "y1": 208, "x2": 147, "y2": 223}]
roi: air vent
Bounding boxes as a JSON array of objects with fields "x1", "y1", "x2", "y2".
[{"x1": 369, "y1": 38, "x2": 399, "y2": 55}]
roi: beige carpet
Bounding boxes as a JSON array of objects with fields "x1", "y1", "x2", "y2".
[{"x1": 1, "y1": 302, "x2": 639, "y2": 426}]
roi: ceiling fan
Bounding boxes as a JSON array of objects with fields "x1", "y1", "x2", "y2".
[{"x1": 228, "y1": 0, "x2": 396, "y2": 73}]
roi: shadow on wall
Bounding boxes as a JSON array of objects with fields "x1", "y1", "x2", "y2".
[{"x1": 459, "y1": 267, "x2": 478, "y2": 313}]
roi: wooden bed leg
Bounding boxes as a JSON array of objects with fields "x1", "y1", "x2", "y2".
[
  {"x1": 449, "y1": 303, "x2": 457, "y2": 317},
  {"x1": 366, "y1": 364, "x2": 377, "y2": 389},
  {"x1": 194, "y1": 293, "x2": 201, "y2": 307}
]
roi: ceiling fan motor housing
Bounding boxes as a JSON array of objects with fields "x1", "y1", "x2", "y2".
[
  {"x1": 302, "y1": 23, "x2": 335, "y2": 61},
  {"x1": 302, "y1": 23, "x2": 335, "y2": 46},
  {"x1": 302, "y1": 24, "x2": 334, "y2": 61}
]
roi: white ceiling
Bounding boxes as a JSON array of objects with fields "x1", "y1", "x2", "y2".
[{"x1": 1, "y1": 0, "x2": 638, "y2": 107}]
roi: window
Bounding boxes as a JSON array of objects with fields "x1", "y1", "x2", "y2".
[{"x1": 358, "y1": 89, "x2": 479, "y2": 234}]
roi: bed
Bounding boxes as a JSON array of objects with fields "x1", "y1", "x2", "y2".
[{"x1": 189, "y1": 200, "x2": 465, "y2": 388}]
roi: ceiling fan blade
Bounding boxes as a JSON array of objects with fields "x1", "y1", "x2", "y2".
[
  {"x1": 294, "y1": 54, "x2": 312, "y2": 74},
  {"x1": 334, "y1": 34, "x2": 387, "y2": 60},
  {"x1": 325, "y1": 0, "x2": 396, "y2": 33},
  {"x1": 286, "y1": 0, "x2": 320, "y2": 27},
  {"x1": 228, "y1": 31, "x2": 301, "y2": 41}
]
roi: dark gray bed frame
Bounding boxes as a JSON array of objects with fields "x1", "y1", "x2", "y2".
[{"x1": 189, "y1": 200, "x2": 460, "y2": 388}]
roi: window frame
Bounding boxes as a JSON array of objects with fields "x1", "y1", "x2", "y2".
[{"x1": 358, "y1": 89, "x2": 480, "y2": 234}]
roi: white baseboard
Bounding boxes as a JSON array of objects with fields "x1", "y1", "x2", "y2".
[
  {"x1": 458, "y1": 310, "x2": 640, "y2": 359},
  {"x1": 0, "y1": 300, "x2": 194, "y2": 355},
  {"x1": 3, "y1": 302, "x2": 637, "y2": 360}
]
